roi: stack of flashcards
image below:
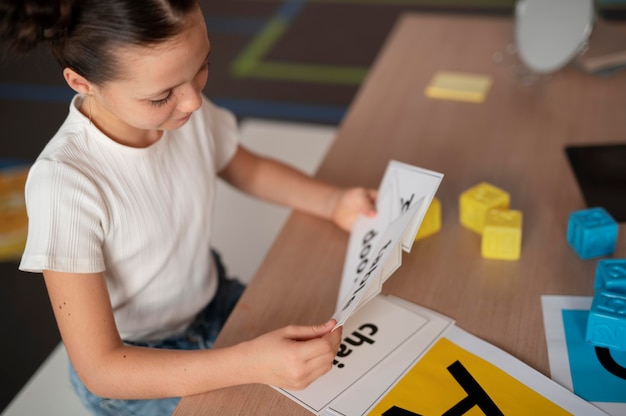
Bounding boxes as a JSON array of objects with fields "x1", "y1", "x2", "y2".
[
  {"x1": 332, "y1": 160, "x2": 443, "y2": 329},
  {"x1": 278, "y1": 294, "x2": 454, "y2": 415},
  {"x1": 277, "y1": 294, "x2": 606, "y2": 416},
  {"x1": 425, "y1": 71, "x2": 493, "y2": 103}
]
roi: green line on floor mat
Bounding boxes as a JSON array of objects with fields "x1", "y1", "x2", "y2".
[
  {"x1": 232, "y1": 15, "x2": 367, "y2": 85},
  {"x1": 231, "y1": 0, "x2": 437, "y2": 85},
  {"x1": 231, "y1": 0, "x2": 512, "y2": 84},
  {"x1": 251, "y1": 62, "x2": 367, "y2": 85},
  {"x1": 233, "y1": 17, "x2": 288, "y2": 75}
]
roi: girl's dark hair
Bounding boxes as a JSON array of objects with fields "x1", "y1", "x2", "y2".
[{"x1": 0, "y1": 0, "x2": 199, "y2": 84}]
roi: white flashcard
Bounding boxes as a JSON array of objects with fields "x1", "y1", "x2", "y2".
[
  {"x1": 324, "y1": 296, "x2": 453, "y2": 416},
  {"x1": 353, "y1": 200, "x2": 421, "y2": 314},
  {"x1": 381, "y1": 244, "x2": 402, "y2": 282},
  {"x1": 377, "y1": 169, "x2": 399, "y2": 221},
  {"x1": 335, "y1": 186, "x2": 393, "y2": 310},
  {"x1": 332, "y1": 201, "x2": 421, "y2": 328},
  {"x1": 334, "y1": 160, "x2": 443, "y2": 326},
  {"x1": 276, "y1": 294, "x2": 451, "y2": 414},
  {"x1": 378, "y1": 161, "x2": 443, "y2": 252}
]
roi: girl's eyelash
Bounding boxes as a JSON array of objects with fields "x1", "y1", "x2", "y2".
[
  {"x1": 149, "y1": 61, "x2": 208, "y2": 107},
  {"x1": 150, "y1": 93, "x2": 172, "y2": 107}
]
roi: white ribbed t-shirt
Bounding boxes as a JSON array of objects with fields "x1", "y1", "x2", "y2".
[{"x1": 19, "y1": 94, "x2": 239, "y2": 342}]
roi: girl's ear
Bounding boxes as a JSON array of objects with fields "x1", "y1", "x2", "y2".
[{"x1": 63, "y1": 67, "x2": 98, "y2": 95}]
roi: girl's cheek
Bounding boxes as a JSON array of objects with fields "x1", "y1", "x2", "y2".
[{"x1": 197, "y1": 71, "x2": 209, "y2": 90}]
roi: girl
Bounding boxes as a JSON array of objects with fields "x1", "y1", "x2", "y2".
[{"x1": 0, "y1": 1, "x2": 377, "y2": 414}]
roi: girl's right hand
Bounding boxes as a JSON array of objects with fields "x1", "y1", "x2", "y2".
[{"x1": 242, "y1": 320, "x2": 343, "y2": 390}]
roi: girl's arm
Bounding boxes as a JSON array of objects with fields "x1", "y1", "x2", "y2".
[
  {"x1": 218, "y1": 145, "x2": 377, "y2": 232},
  {"x1": 43, "y1": 269, "x2": 342, "y2": 399}
]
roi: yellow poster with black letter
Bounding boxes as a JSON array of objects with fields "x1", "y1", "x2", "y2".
[
  {"x1": 370, "y1": 337, "x2": 570, "y2": 416},
  {"x1": 277, "y1": 294, "x2": 607, "y2": 416}
]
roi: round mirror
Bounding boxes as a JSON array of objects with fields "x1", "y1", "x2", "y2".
[{"x1": 515, "y1": 0, "x2": 594, "y2": 73}]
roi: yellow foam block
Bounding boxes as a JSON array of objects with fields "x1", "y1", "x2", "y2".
[
  {"x1": 415, "y1": 197, "x2": 441, "y2": 241},
  {"x1": 481, "y1": 209, "x2": 522, "y2": 261},
  {"x1": 425, "y1": 71, "x2": 493, "y2": 103},
  {"x1": 459, "y1": 182, "x2": 509, "y2": 234}
]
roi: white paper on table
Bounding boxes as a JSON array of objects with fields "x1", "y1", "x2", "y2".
[
  {"x1": 541, "y1": 295, "x2": 624, "y2": 416},
  {"x1": 541, "y1": 295, "x2": 586, "y2": 392},
  {"x1": 332, "y1": 201, "x2": 421, "y2": 329},
  {"x1": 276, "y1": 294, "x2": 453, "y2": 415},
  {"x1": 442, "y1": 326, "x2": 608, "y2": 416},
  {"x1": 323, "y1": 295, "x2": 454, "y2": 416},
  {"x1": 326, "y1": 323, "x2": 607, "y2": 416}
]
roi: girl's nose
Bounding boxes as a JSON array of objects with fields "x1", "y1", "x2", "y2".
[{"x1": 177, "y1": 84, "x2": 202, "y2": 113}]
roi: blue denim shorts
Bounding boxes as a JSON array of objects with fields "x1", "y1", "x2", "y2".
[{"x1": 69, "y1": 251, "x2": 246, "y2": 416}]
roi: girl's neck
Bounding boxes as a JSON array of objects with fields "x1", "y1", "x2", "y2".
[{"x1": 79, "y1": 96, "x2": 163, "y2": 148}]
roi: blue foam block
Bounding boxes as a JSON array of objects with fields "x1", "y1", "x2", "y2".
[
  {"x1": 567, "y1": 207, "x2": 618, "y2": 260},
  {"x1": 586, "y1": 290, "x2": 626, "y2": 351},
  {"x1": 595, "y1": 259, "x2": 626, "y2": 294}
]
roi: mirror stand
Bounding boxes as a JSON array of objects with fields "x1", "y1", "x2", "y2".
[{"x1": 575, "y1": 17, "x2": 626, "y2": 75}]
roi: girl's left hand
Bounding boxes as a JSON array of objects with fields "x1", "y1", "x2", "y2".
[{"x1": 331, "y1": 187, "x2": 377, "y2": 232}]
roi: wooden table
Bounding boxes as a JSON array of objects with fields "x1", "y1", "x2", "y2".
[{"x1": 175, "y1": 13, "x2": 626, "y2": 415}]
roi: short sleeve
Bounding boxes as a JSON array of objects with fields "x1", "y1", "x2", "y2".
[
  {"x1": 19, "y1": 159, "x2": 107, "y2": 273},
  {"x1": 204, "y1": 99, "x2": 239, "y2": 171}
]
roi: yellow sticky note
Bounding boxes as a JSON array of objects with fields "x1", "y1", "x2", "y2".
[{"x1": 425, "y1": 71, "x2": 493, "y2": 103}]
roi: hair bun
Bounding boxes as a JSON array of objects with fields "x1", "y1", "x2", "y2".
[{"x1": 0, "y1": 0, "x2": 74, "y2": 53}]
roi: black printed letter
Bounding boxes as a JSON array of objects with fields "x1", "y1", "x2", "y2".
[{"x1": 442, "y1": 361, "x2": 503, "y2": 416}]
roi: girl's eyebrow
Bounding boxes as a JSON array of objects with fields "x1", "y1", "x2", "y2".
[{"x1": 146, "y1": 49, "x2": 211, "y2": 98}]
